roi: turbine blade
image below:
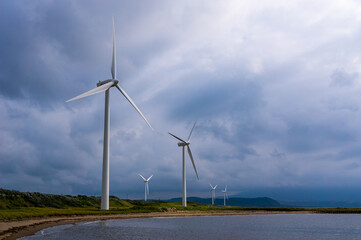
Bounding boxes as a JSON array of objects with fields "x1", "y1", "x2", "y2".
[
  {"x1": 187, "y1": 120, "x2": 197, "y2": 141},
  {"x1": 66, "y1": 82, "x2": 114, "y2": 102},
  {"x1": 168, "y1": 133, "x2": 186, "y2": 143},
  {"x1": 115, "y1": 85, "x2": 153, "y2": 130},
  {"x1": 139, "y1": 174, "x2": 146, "y2": 181},
  {"x1": 225, "y1": 185, "x2": 227, "y2": 191},
  {"x1": 146, "y1": 182, "x2": 149, "y2": 196},
  {"x1": 187, "y1": 146, "x2": 199, "y2": 179},
  {"x1": 210, "y1": 184, "x2": 213, "y2": 188},
  {"x1": 147, "y1": 175, "x2": 153, "y2": 181},
  {"x1": 111, "y1": 17, "x2": 116, "y2": 80},
  {"x1": 214, "y1": 185, "x2": 217, "y2": 189}
]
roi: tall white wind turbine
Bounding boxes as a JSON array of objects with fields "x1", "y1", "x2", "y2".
[
  {"x1": 222, "y1": 185, "x2": 228, "y2": 206},
  {"x1": 168, "y1": 121, "x2": 199, "y2": 207},
  {"x1": 66, "y1": 18, "x2": 153, "y2": 210},
  {"x1": 139, "y1": 174, "x2": 153, "y2": 201},
  {"x1": 210, "y1": 184, "x2": 217, "y2": 205}
]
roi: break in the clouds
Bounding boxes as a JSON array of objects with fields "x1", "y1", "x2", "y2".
[{"x1": 2, "y1": 0, "x2": 361, "y2": 201}]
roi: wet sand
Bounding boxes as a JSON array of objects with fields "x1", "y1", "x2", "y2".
[{"x1": 0, "y1": 210, "x2": 313, "y2": 240}]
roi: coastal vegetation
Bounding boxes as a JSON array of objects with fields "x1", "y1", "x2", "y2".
[{"x1": 1, "y1": 189, "x2": 360, "y2": 221}]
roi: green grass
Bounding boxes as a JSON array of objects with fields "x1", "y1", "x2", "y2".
[{"x1": 2, "y1": 189, "x2": 361, "y2": 221}]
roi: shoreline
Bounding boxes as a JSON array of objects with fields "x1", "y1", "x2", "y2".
[{"x1": 0, "y1": 210, "x2": 312, "y2": 240}]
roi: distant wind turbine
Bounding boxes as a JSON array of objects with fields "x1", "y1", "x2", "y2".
[
  {"x1": 222, "y1": 185, "x2": 228, "y2": 206},
  {"x1": 168, "y1": 121, "x2": 199, "y2": 207},
  {"x1": 66, "y1": 18, "x2": 153, "y2": 210},
  {"x1": 139, "y1": 174, "x2": 153, "y2": 201},
  {"x1": 210, "y1": 184, "x2": 217, "y2": 205}
]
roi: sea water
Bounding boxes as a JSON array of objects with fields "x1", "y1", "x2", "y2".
[{"x1": 20, "y1": 214, "x2": 361, "y2": 240}]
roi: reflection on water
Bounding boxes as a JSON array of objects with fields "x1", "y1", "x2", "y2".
[{"x1": 21, "y1": 214, "x2": 361, "y2": 240}]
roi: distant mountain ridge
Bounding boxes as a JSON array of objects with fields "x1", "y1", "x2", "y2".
[
  {"x1": 280, "y1": 200, "x2": 361, "y2": 208},
  {"x1": 168, "y1": 197, "x2": 282, "y2": 207}
]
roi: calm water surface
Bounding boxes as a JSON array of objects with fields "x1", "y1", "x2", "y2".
[{"x1": 21, "y1": 214, "x2": 361, "y2": 240}]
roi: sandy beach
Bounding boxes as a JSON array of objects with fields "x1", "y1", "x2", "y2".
[{"x1": 0, "y1": 210, "x2": 313, "y2": 240}]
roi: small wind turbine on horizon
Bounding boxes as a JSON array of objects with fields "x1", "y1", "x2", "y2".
[
  {"x1": 222, "y1": 185, "x2": 228, "y2": 206},
  {"x1": 168, "y1": 121, "x2": 199, "y2": 207},
  {"x1": 210, "y1": 184, "x2": 217, "y2": 205},
  {"x1": 66, "y1": 18, "x2": 153, "y2": 210},
  {"x1": 139, "y1": 174, "x2": 153, "y2": 201}
]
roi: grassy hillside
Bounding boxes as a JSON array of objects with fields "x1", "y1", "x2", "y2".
[
  {"x1": 0, "y1": 189, "x2": 231, "y2": 220},
  {"x1": 0, "y1": 189, "x2": 101, "y2": 209},
  {"x1": 1, "y1": 189, "x2": 361, "y2": 221}
]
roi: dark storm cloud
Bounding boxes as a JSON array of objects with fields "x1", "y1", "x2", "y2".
[
  {"x1": 2, "y1": 0, "x2": 361, "y2": 201},
  {"x1": 283, "y1": 120, "x2": 356, "y2": 153},
  {"x1": 0, "y1": 1, "x2": 83, "y2": 102},
  {"x1": 172, "y1": 81, "x2": 261, "y2": 120}
]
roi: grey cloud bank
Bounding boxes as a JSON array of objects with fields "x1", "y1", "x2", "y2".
[{"x1": 1, "y1": 0, "x2": 361, "y2": 201}]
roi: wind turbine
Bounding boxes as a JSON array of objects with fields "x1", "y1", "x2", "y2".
[
  {"x1": 66, "y1": 18, "x2": 153, "y2": 210},
  {"x1": 168, "y1": 121, "x2": 199, "y2": 207},
  {"x1": 139, "y1": 174, "x2": 153, "y2": 201},
  {"x1": 210, "y1": 184, "x2": 217, "y2": 205},
  {"x1": 222, "y1": 185, "x2": 228, "y2": 206}
]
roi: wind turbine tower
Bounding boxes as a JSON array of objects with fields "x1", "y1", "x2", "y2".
[
  {"x1": 66, "y1": 18, "x2": 153, "y2": 210},
  {"x1": 210, "y1": 184, "x2": 217, "y2": 205},
  {"x1": 139, "y1": 174, "x2": 153, "y2": 201},
  {"x1": 169, "y1": 121, "x2": 199, "y2": 207},
  {"x1": 222, "y1": 185, "x2": 228, "y2": 206}
]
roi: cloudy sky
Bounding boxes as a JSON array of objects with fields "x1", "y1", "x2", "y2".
[{"x1": 2, "y1": 0, "x2": 361, "y2": 201}]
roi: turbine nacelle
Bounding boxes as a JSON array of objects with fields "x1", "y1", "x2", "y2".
[
  {"x1": 97, "y1": 79, "x2": 119, "y2": 87},
  {"x1": 177, "y1": 142, "x2": 189, "y2": 147}
]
